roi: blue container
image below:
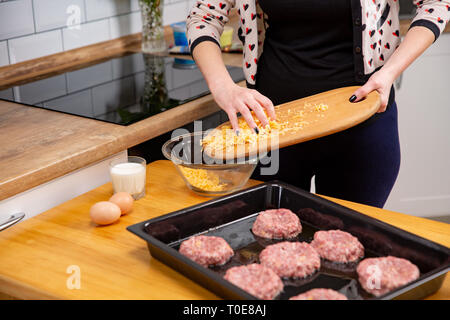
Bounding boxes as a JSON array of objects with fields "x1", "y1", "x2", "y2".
[
  {"x1": 171, "y1": 21, "x2": 196, "y2": 67},
  {"x1": 171, "y1": 22, "x2": 189, "y2": 46}
]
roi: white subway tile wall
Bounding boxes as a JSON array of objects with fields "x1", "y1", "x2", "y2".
[
  {"x1": 0, "y1": 0, "x2": 35, "y2": 41},
  {"x1": 0, "y1": 41, "x2": 9, "y2": 66},
  {"x1": 8, "y1": 30, "x2": 63, "y2": 63},
  {"x1": 85, "y1": 0, "x2": 135, "y2": 21},
  {"x1": 109, "y1": 11, "x2": 142, "y2": 39},
  {"x1": 163, "y1": 1, "x2": 191, "y2": 26},
  {"x1": 0, "y1": 0, "x2": 194, "y2": 66},
  {"x1": 33, "y1": 0, "x2": 86, "y2": 32},
  {"x1": 62, "y1": 19, "x2": 111, "y2": 51},
  {"x1": 130, "y1": 0, "x2": 140, "y2": 11}
]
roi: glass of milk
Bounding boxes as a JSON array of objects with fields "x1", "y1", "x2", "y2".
[{"x1": 110, "y1": 156, "x2": 147, "y2": 200}]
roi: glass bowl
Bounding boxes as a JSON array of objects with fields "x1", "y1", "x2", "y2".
[{"x1": 162, "y1": 132, "x2": 258, "y2": 196}]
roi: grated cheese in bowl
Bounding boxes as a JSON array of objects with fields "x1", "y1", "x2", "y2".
[
  {"x1": 162, "y1": 132, "x2": 257, "y2": 196},
  {"x1": 177, "y1": 166, "x2": 227, "y2": 192}
]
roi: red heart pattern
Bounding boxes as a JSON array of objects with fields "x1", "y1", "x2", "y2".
[{"x1": 186, "y1": 0, "x2": 448, "y2": 85}]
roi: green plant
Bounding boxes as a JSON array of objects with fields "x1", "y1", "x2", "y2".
[{"x1": 140, "y1": 0, "x2": 161, "y2": 8}]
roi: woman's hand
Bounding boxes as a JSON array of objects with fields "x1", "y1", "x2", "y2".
[
  {"x1": 211, "y1": 82, "x2": 276, "y2": 134},
  {"x1": 191, "y1": 41, "x2": 276, "y2": 134},
  {"x1": 349, "y1": 68, "x2": 395, "y2": 113},
  {"x1": 349, "y1": 26, "x2": 436, "y2": 113}
]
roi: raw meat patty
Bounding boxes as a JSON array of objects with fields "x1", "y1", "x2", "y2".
[
  {"x1": 252, "y1": 208, "x2": 302, "y2": 239},
  {"x1": 289, "y1": 288, "x2": 348, "y2": 300},
  {"x1": 310, "y1": 230, "x2": 364, "y2": 263},
  {"x1": 179, "y1": 235, "x2": 234, "y2": 267},
  {"x1": 224, "y1": 263, "x2": 283, "y2": 300},
  {"x1": 259, "y1": 241, "x2": 321, "y2": 278},
  {"x1": 357, "y1": 256, "x2": 420, "y2": 297}
]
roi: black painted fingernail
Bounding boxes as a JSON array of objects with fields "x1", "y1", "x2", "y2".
[
  {"x1": 254, "y1": 127, "x2": 259, "y2": 134},
  {"x1": 349, "y1": 95, "x2": 357, "y2": 102},
  {"x1": 235, "y1": 130, "x2": 240, "y2": 136}
]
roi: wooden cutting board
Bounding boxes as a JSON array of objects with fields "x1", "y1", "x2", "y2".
[{"x1": 203, "y1": 86, "x2": 380, "y2": 159}]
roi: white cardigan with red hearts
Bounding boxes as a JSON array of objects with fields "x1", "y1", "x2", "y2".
[{"x1": 186, "y1": 0, "x2": 449, "y2": 86}]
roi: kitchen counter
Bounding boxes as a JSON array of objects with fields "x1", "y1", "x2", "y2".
[{"x1": 0, "y1": 160, "x2": 448, "y2": 300}]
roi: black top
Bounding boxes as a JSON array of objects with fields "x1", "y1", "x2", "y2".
[{"x1": 256, "y1": 0, "x2": 358, "y2": 105}]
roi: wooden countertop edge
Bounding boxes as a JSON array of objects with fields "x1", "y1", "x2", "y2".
[
  {"x1": 0, "y1": 134, "x2": 128, "y2": 202},
  {"x1": 0, "y1": 274, "x2": 60, "y2": 300},
  {"x1": 0, "y1": 33, "x2": 141, "y2": 91}
]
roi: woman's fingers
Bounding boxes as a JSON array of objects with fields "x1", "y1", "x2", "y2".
[
  {"x1": 351, "y1": 82, "x2": 387, "y2": 113},
  {"x1": 246, "y1": 95, "x2": 270, "y2": 127},
  {"x1": 217, "y1": 86, "x2": 277, "y2": 135},
  {"x1": 236, "y1": 102, "x2": 258, "y2": 133},
  {"x1": 253, "y1": 90, "x2": 276, "y2": 120},
  {"x1": 349, "y1": 81, "x2": 376, "y2": 103},
  {"x1": 225, "y1": 109, "x2": 240, "y2": 134},
  {"x1": 377, "y1": 91, "x2": 389, "y2": 113},
  {"x1": 349, "y1": 73, "x2": 390, "y2": 113}
]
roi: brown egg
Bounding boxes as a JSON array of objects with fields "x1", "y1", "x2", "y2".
[
  {"x1": 109, "y1": 192, "x2": 134, "y2": 215},
  {"x1": 90, "y1": 201, "x2": 121, "y2": 225}
]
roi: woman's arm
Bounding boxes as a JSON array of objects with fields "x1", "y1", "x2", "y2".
[
  {"x1": 192, "y1": 41, "x2": 275, "y2": 134},
  {"x1": 350, "y1": 26, "x2": 434, "y2": 112},
  {"x1": 186, "y1": 0, "x2": 275, "y2": 134},
  {"x1": 351, "y1": 0, "x2": 449, "y2": 111}
]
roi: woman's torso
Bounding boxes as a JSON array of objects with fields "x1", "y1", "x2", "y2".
[{"x1": 256, "y1": 0, "x2": 359, "y2": 105}]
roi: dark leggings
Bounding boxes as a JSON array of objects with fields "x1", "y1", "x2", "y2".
[{"x1": 251, "y1": 102, "x2": 401, "y2": 208}]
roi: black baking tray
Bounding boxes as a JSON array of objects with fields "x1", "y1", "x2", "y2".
[{"x1": 127, "y1": 181, "x2": 450, "y2": 300}]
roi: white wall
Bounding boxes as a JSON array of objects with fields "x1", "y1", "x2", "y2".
[
  {"x1": 384, "y1": 33, "x2": 450, "y2": 217},
  {"x1": 0, "y1": 0, "x2": 196, "y2": 65}
]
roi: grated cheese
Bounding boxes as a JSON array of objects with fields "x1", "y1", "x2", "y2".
[
  {"x1": 202, "y1": 102, "x2": 329, "y2": 155},
  {"x1": 178, "y1": 166, "x2": 226, "y2": 191},
  {"x1": 314, "y1": 103, "x2": 329, "y2": 112}
]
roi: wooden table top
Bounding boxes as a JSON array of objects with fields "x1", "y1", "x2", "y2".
[{"x1": 0, "y1": 160, "x2": 448, "y2": 300}]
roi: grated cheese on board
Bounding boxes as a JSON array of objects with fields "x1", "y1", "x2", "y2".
[{"x1": 202, "y1": 102, "x2": 329, "y2": 154}]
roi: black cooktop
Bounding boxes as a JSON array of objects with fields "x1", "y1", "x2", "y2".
[{"x1": 0, "y1": 53, "x2": 245, "y2": 125}]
